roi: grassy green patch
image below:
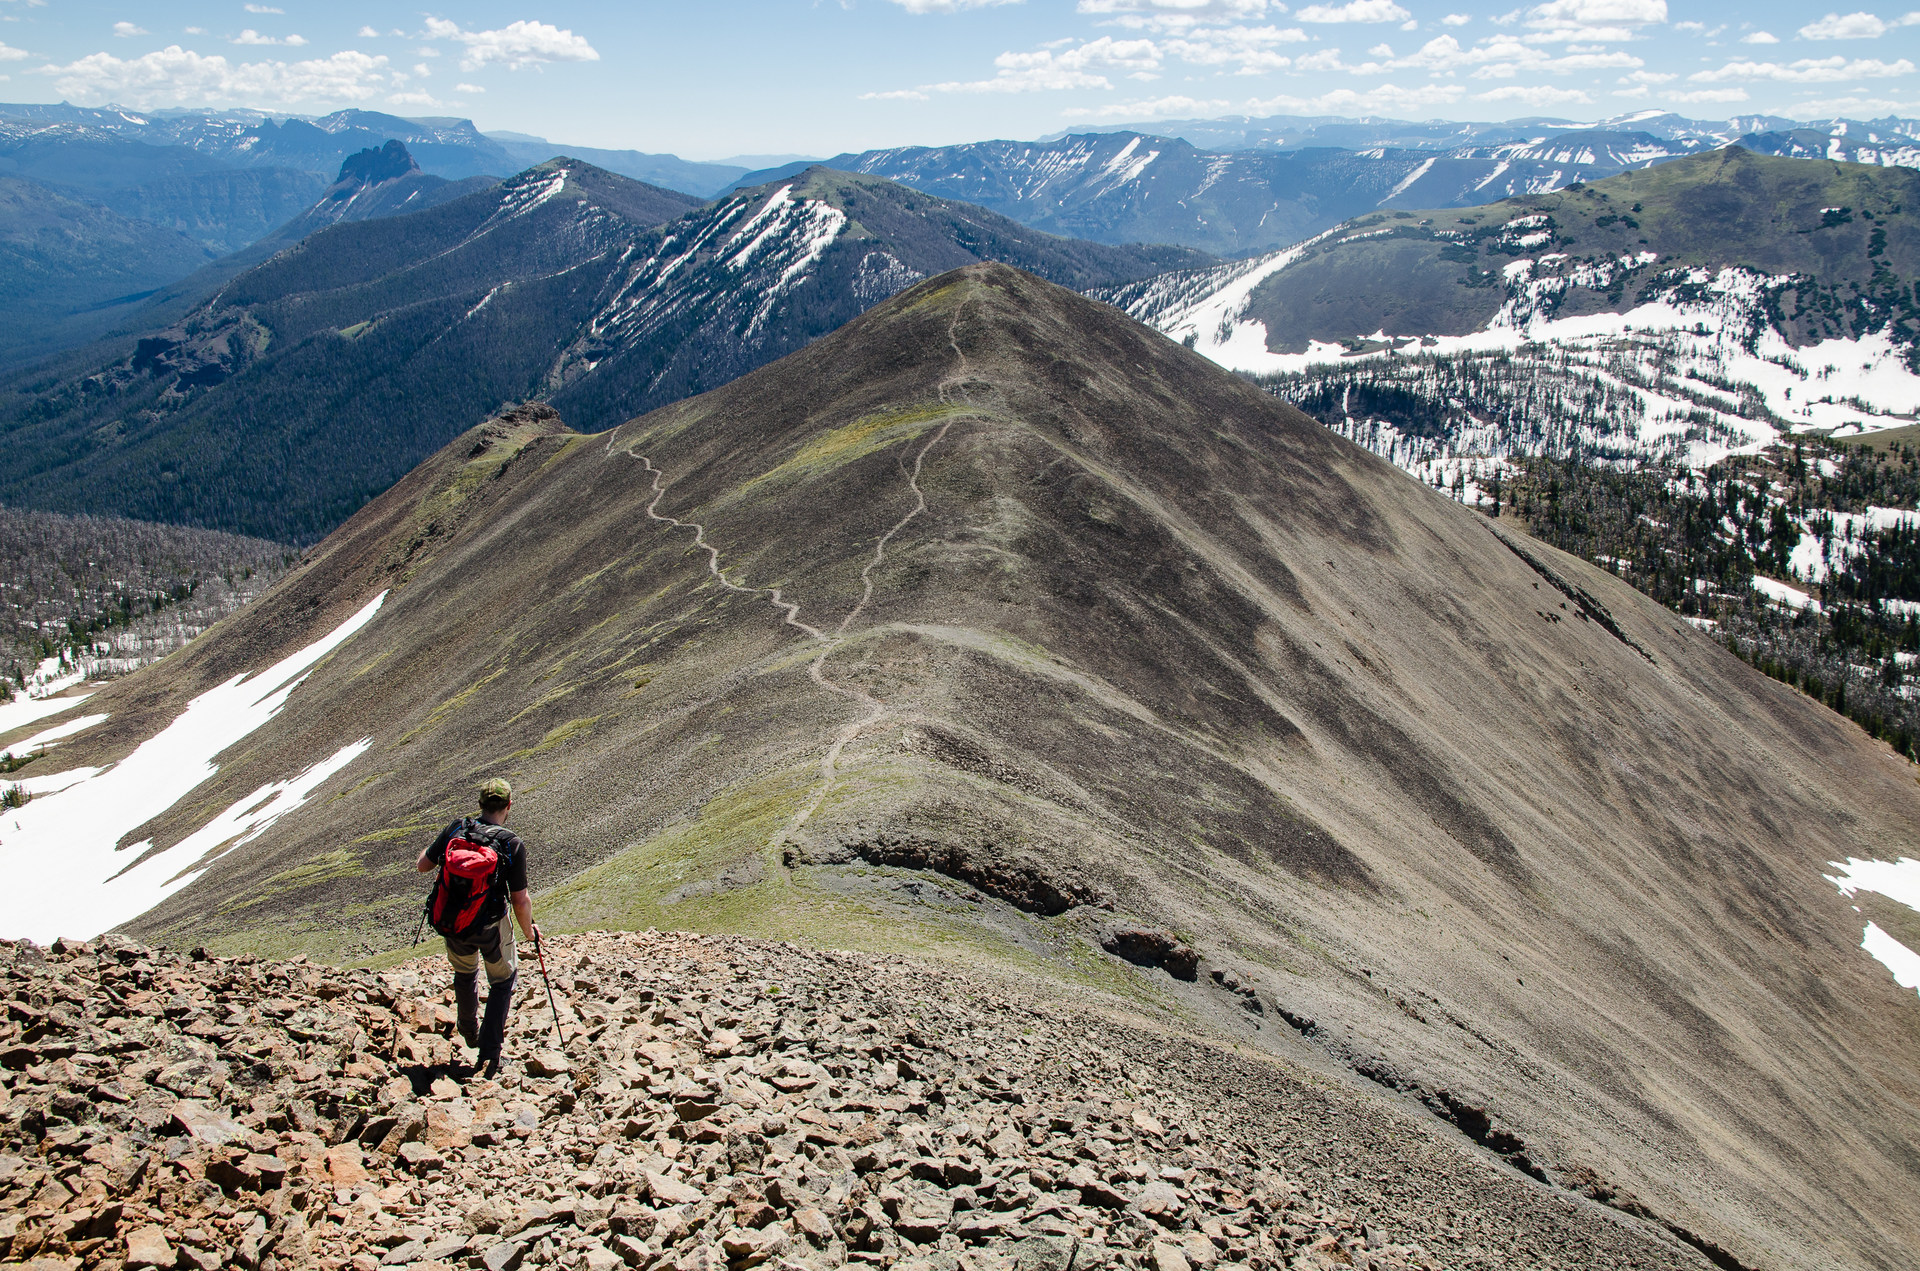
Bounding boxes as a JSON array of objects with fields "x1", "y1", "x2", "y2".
[
  {"x1": 741, "y1": 402, "x2": 962, "y2": 495},
  {"x1": 399, "y1": 668, "x2": 505, "y2": 746},
  {"x1": 222, "y1": 848, "x2": 368, "y2": 914},
  {"x1": 509, "y1": 715, "x2": 599, "y2": 761},
  {"x1": 354, "y1": 823, "x2": 436, "y2": 845}
]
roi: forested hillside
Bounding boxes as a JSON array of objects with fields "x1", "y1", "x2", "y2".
[
  {"x1": 0, "y1": 506, "x2": 289, "y2": 690},
  {"x1": 1277, "y1": 381, "x2": 1920, "y2": 760},
  {"x1": 0, "y1": 165, "x2": 1205, "y2": 544}
]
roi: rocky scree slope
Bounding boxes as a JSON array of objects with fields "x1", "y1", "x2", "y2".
[
  {"x1": 20, "y1": 265, "x2": 1920, "y2": 1270},
  {"x1": 0, "y1": 166, "x2": 1203, "y2": 544},
  {"x1": 0, "y1": 931, "x2": 1716, "y2": 1271}
]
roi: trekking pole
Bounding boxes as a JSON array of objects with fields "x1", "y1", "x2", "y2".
[{"x1": 532, "y1": 925, "x2": 565, "y2": 1049}]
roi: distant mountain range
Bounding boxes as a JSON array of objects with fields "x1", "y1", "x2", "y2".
[
  {"x1": 738, "y1": 116, "x2": 1920, "y2": 259},
  {"x1": 0, "y1": 161, "x2": 1206, "y2": 542},
  {"x1": 0, "y1": 103, "x2": 750, "y2": 370},
  {"x1": 1058, "y1": 108, "x2": 1920, "y2": 154},
  {"x1": 0, "y1": 103, "x2": 748, "y2": 194}
]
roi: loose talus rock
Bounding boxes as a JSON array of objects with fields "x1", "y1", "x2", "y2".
[{"x1": 0, "y1": 931, "x2": 1706, "y2": 1271}]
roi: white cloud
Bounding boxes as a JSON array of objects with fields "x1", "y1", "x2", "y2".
[
  {"x1": 243, "y1": 4, "x2": 285, "y2": 12},
  {"x1": 1163, "y1": 24, "x2": 1308, "y2": 72},
  {"x1": 1474, "y1": 82, "x2": 1592, "y2": 103},
  {"x1": 358, "y1": 26, "x2": 379, "y2": 38},
  {"x1": 1618, "y1": 68, "x2": 1675, "y2": 81},
  {"x1": 1516, "y1": 0, "x2": 1663, "y2": 43},
  {"x1": 412, "y1": 62, "x2": 430, "y2": 77},
  {"x1": 1245, "y1": 80, "x2": 1468, "y2": 111},
  {"x1": 860, "y1": 87, "x2": 932, "y2": 100},
  {"x1": 886, "y1": 0, "x2": 1023, "y2": 10},
  {"x1": 1740, "y1": 30, "x2": 1779, "y2": 43},
  {"x1": 42, "y1": 45, "x2": 392, "y2": 107},
  {"x1": 455, "y1": 81, "x2": 485, "y2": 93},
  {"x1": 1791, "y1": 91, "x2": 1920, "y2": 112},
  {"x1": 421, "y1": 17, "x2": 599, "y2": 72},
  {"x1": 0, "y1": 41, "x2": 24, "y2": 61},
  {"x1": 1527, "y1": 0, "x2": 1665, "y2": 22},
  {"x1": 417, "y1": 47, "x2": 440, "y2": 57},
  {"x1": 1668, "y1": 86, "x2": 1749, "y2": 100},
  {"x1": 232, "y1": 29, "x2": 307, "y2": 46},
  {"x1": 184, "y1": 27, "x2": 206, "y2": 36},
  {"x1": 112, "y1": 21, "x2": 146, "y2": 37},
  {"x1": 929, "y1": 34, "x2": 1160, "y2": 91},
  {"x1": 1798, "y1": 10, "x2": 1920, "y2": 39},
  {"x1": 1062, "y1": 92, "x2": 1232, "y2": 117},
  {"x1": 1692, "y1": 54, "x2": 1916, "y2": 81},
  {"x1": 387, "y1": 89, "x2": 440, "y2": 105},
  {"x1": 1078, "y1": 0, "x2": 1273, "y2": 27},
  {"x1": 1297, "y1": 0, "x2": 1412, "y2": 22},
  {"x1": 1314, "y1": 32, "x2": 1642, "y2": 76},
  {"x1": 1442, "y1": 11, "x2": 1472, "y2": 22}
]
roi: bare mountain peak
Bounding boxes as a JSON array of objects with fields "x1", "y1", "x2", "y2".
[{"x1": 335, "y1": 138, "x2": 419, "y2": 187}]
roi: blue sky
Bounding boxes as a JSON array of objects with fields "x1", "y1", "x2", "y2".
[{"x1": 1, "y1": 2, "x2": 1916, "y2": 158}]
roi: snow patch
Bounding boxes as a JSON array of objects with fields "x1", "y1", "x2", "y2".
[
  {"x1": 0, "y1": 689, "x2": 94, "y2": 745},
  {"x1": 1826, "y1": 857, "x2": 1920, "y2": 996},
  {"x1": 13, "y1": 713, "x2": 108, "y2": 753},
  {"x1": 0, "y1": 591, "x2": 386, "y2": 943},
  {"x1": 1382, "y1": 157, "x2": 1435, "y2": 203},
  {"x1": 1862, "y1": 922, "x2": 1920, "y2": 993}
]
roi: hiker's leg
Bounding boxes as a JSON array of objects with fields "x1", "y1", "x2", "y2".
[
  {"x1": 445, "y1": 938, "x2": 481, "y2": 1049},
  {"x1": 478, "y1": 972, "x2": 516, "y2": 1068},
  {"x1": 477, "y1": 919, "x2": 519, "y2": 1067},
  {"x1": 452, "y1": 974, "x2": 479, "y2": 1050}
]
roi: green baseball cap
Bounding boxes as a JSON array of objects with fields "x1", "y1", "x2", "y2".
[{"x1": 479, "y1": 777, "x2": 512, "y2": 804}]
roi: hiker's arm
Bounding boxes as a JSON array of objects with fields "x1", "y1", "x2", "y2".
[
  {"x1": 511, "y1": 888, "x2": 534, "y2": 943},
  {"x1": 417, "y1": 824, "x2": 453, "y2": 873}
]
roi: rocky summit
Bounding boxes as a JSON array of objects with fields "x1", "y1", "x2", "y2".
[{"x1": 2, "y1": 932, "x2": 1709, "y2": 1271}]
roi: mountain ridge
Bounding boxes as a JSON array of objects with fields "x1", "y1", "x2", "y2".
[
  {"x1": 3, "y1": 263, "x2": 1917, "y2": 1269},
  {"x1": 0, "y1": 164, "x2": 1208, "y2": 543}
]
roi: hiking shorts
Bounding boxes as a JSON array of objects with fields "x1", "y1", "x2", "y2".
[{"x1": 445, "y1": 916, "x2": 518, "y2": 986}]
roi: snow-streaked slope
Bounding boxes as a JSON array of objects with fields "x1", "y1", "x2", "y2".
[
  {"x1": 0, "y1": 591, "x2": 384, "y2": 942},
  {"x1": 1105, "y1": 151, "x2": 1920, "y2": 472},
  {"x1": 766, "y1": 129, "x2": 1713, "y2": 257},
  {"x1": 1827, "y1": 857, "x2": 1920, "y2": 993}
]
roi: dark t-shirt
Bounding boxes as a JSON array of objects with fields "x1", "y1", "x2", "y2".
[{"x1": 427, "y1": 818, "x2": 529, "y2": 893}]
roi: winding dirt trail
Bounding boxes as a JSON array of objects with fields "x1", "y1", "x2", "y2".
[{"x1": 611, "y1": 296, "x2": 981, "y2": 850}]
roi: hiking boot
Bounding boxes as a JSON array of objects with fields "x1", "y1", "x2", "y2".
[
  {"x1": 453, "y1": 972, "x2": 479, "y2": 1050},
  {"x1": 478, "y1": 972, "x2": 516, "y2": 1067}
]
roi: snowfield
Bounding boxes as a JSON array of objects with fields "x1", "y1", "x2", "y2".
[
  {"x1": 1827, "y1": 857, "x2": 1920, "y2": 995},
  {"x1": 0, "y1": 592, "x2": 386, "y2": 943}
]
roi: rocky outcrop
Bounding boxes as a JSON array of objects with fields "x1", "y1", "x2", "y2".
[{"x1": 0, "y1": 932, "x2": 1710, "y2": 1271}]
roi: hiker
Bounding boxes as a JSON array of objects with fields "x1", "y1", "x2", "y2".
[{"x1": 418, "y1": 777, "x2": 537, "y2": 1075}]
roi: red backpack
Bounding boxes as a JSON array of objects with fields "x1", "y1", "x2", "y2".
[{"x1": 426, "y1": 820, "x2": 510, "y2": 940}]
